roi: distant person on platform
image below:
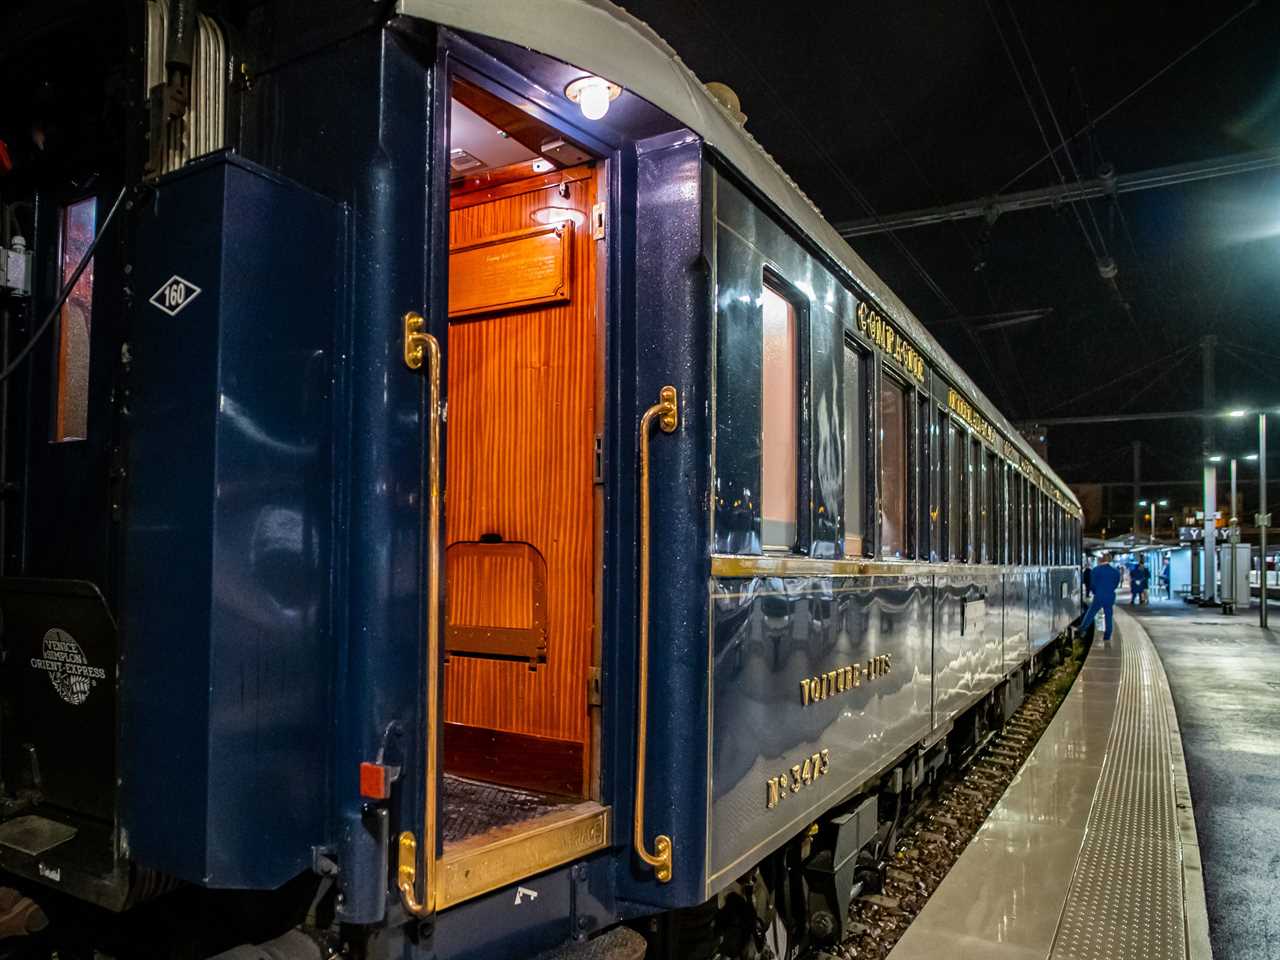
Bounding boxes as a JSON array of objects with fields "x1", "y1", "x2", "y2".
[
  {"x1": 1130, "y1": 558, "x2": 1150, "y2": 605},
  {"x1": 1160, "y1": 557, "x2": 1171, "y2": 598},
  {"x1": 1079, "y1": 552, "x2": 1122, "y2": 641},
  {"x1": 1082, "y1": 560, "x2": 1093, "y2": 604}
]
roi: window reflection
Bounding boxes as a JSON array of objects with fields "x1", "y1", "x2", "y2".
[
  {"x1": 843, "y1": 344, "x2": 865, "y2": 556},
  {"x1": 879, "y1": 378, "x2": 907, "y2": 558},
  {"x1": 54, "y1": 196, "x2": 96, "y2": 443},
  {"x1": 761, "y1": 282, "x2": 797, "y2": 550}
]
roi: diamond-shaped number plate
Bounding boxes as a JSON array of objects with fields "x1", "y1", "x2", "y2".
[{"x1": 149, "y1": 275, "x2": 202, "y2": 316}]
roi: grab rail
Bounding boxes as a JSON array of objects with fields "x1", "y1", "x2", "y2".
[
  {"x1": 398, "y1": 312, "x2": 442, "y2": 916},
  {"x1": 634, "y1": 384, "x2": 678, "y2": 883}
]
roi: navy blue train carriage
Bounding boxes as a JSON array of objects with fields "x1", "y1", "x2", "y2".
[{"x1": 0, "y1": 1, "x2": 1081, "y2": 957}]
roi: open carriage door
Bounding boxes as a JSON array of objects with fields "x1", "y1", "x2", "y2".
[{"x1": 393, "y1": 23, "x2": 629, "y2": 917}]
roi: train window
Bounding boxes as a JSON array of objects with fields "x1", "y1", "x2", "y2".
[
  {"x1": 1035, "y1": 492, "x2": 1045, "y2": 564},
  {"x1": 945, "y1": 420, "x2": 962, "y2": 561},
  {"x1": 960, "y1": 427, "x2": 971, "y2": 561},
  {"x1": 1014, "y1": 475, "x2": 1025, "y2": 565},
  {"x1": 917, "y1": 393, "x2": 932, "y2": 560},
  {"x1": 879, "y1": 375, "x2": 909, "y2": 558},
  {"x1": 53, "y1": 196, "x2": 96, "y2": 443},
  {"x1": 986, "y1": 450, "x2": 999, "y2": 564},
  {"x1": 760, "y1": 280, "x2": 799, "y2": 550},
  {"x1": 843, "y1": 343, "x2": 866, "y2": 556},
  {"x1": 967, "y1": 442, "x2": 977, "y2": 563}
]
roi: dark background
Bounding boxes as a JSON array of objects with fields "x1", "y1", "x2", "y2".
[{"x1": 622, "y1": 0, "x2": 1280, "y2": 532}]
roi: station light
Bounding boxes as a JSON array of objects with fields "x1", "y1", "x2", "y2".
[
  {"x1": 1137, "y1": 499, "x2": 1148, "y2": 506},
  {"x1": 1228, "y1": 409, "x2": 1248, "y2": 418},
  {"x1": 1246, "y1": 453, "x2": 1260, "y2": 461},
  {"x1": 1208, "y1": 454, "x2": 1224, "y2": 462},
  {"x1": 1158, "y1": 499, "x2": 1169, "y2": 506}
]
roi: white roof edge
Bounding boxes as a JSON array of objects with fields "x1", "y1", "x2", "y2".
[{"x1": 396, "y1": 0, "x2": 1079, "y2": 511}]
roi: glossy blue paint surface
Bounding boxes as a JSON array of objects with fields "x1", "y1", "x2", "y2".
[
  {"x1": 123, "y1": 155, "x2": 345, "y2": 887},
  {"x1": 239, "y1": 26, "x2": 440, "y2": 922},
  {"x1": 612, "y1": 133, "x2": 713, "y2": 910},
  {"x1": 707, "y1": 575, "x2": 932, "y2": 891}
]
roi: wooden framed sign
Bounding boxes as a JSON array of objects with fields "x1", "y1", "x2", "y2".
[{"x1": 448, "y1": 222, "x2": 572, "y2": 318}]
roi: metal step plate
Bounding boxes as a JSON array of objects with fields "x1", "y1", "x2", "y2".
[{"x1": 0, "y1": 815, "x2": 78, "y2": 858}]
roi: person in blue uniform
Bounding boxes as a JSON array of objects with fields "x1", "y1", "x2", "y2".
[
  {"x1": 1079, "y1": 552, "x2": 1122, "y2": 640},
  {"x1": 1130, "y1": 558, "x2": 1150, "y2": 605}
]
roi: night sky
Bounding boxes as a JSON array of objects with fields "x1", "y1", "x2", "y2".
[{"x1": 622, "y1": 0, "x2": 1280, "y2": 526}]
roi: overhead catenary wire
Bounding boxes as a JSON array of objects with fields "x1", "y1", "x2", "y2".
[
  {"x1": 1005, "y1": 1, "x2": 1115, "y2": 277},
  {"x1": 1112, "y1": 346, "x2": 1197, "y2": 413},
  {"x1": 1038, "y1": 342, "x2": 1197, "y2": 415},
  {"x1": 998, "y1": 0, "x2": 1261, "y2": 193},
  {"x1": 984, "y1": 0, "x2": 1115, "y2": 285},
  {"x1": 0, "y1": 185, "x2": 127, "y2": 384}
]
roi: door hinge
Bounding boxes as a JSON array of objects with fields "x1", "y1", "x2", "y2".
[
  {"x1": 587, "y1": 667, "x2": 602, "y2": 707},
  {"x1": 591, "y1": 202, "x2": 606, "y2": 240},
  {"x1": 593, "y1": 433, "x2": 604, "y2": 484}
]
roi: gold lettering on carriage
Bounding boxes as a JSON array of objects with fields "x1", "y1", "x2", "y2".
[
  {"x1": 946, "y1": 388, "x2": 998, "y2": 446},
  {"x1": 766, "y1": 748, "x2": 831, "y2": 810},
  {"x1": 799, "y1": 654, "x2": 892, "y2": 707},
  {"x1": 855, "y1": 302, "x2": 925, "y2": 382}
]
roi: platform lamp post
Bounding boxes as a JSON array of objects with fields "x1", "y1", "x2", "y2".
[
  {"x1": 1261, "y1": 414, "x2": 1269, "y2": 629},
  {"x1": 1226, "y1": 408, "x2": 1269, "y2": 629},
  {"x1": 1137, "y1": 498, "x2": 1170, "y2": 544}
]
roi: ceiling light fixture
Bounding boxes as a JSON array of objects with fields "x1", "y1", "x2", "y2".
[{"x1": 565, "y1": 75, "x2": 621, "y2": 121}]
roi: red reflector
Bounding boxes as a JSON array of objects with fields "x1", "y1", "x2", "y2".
[
  {"x1": 0, "y1": 140, "x2": 11, "y2": 175},
  {"x1": 360, "y1": 762, "x2": 390, "y2": 800}
]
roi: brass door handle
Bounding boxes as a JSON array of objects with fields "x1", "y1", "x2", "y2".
[
  {"x1": 404, "y1": 311, "x2": 431, "y2": 371},
  {"x1": 635, "y1": 384, "x2": 678, "y2": 883},
  {"x1": 399, "y1": 314, "x2": 443, "y2": 916}
]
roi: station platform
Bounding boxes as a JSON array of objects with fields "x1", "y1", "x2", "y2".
[{"x1": 888, "y1": 606, "x2": 1210, "y2": 960}]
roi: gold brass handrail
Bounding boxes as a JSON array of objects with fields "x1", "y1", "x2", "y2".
[
  {"x1": 398, "y1": 313, "x2": 442, "y2": 916},
  {"x1": 635, "y1": 384, "x2": 678, "y2": 883}
]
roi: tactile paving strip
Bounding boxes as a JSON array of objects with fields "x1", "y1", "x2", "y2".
[{"x1": 1049, "y1": 628, "x2": 1186, "y2": 960}]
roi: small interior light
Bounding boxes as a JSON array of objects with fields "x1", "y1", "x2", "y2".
[
  {"x1": 565, "y1": 75, "x2": 621, "y2": 121},
  {"x1": 531, "y1": 206, "x2": 586, "y2": 227},
  {"x1": 531, "y1": 158, "x2": 554, "y2": 174}
]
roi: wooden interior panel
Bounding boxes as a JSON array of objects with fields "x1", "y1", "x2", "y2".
[
  {"x1": 443, "y1": 723, "x2": 583, "y2": 798},
  {"x1": 444, "y1": 171, "x2": 598, "y2": 792},
  {"x1": 448, "y1": 223, "x2": 571, "y2": 319}
]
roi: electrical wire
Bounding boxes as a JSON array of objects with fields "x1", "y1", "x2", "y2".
[
  {"x1": 0, "y1": 185, "x2": 127, "y2": 384},
  {"x1": 1040, "y1": 342, "x2": 1196, "y2": 414},
  {"x1": 984, "y1": 0, "x2": 1105, "y2": 269},
  {"x1": 1006, "y1": 1, "x2": 1114, "y2": 270},
  {"x1": 997, "y1": 0, "x2": 1260, "y2": 193}
]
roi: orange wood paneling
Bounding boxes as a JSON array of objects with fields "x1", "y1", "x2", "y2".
[{"x1": 444, "y1": 172, "x2": 598, "y2": 792}]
